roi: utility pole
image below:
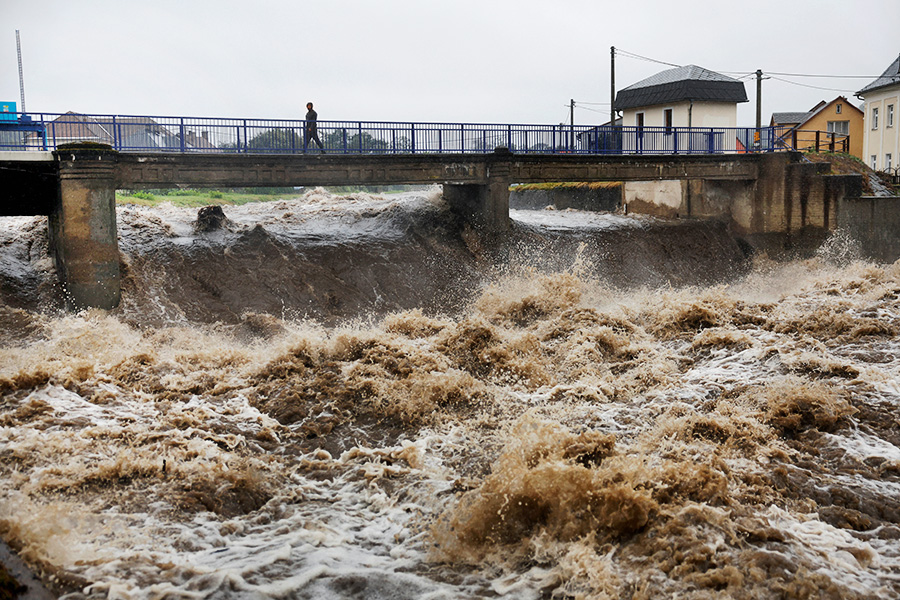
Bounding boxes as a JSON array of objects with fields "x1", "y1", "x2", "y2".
[
  {"x1": 570, "y1": 98, "x2": 575, "y2": 150},
  {"x1": 755, "y1": 69, "x2": 763, "y2": 130},
  {"x1": 610, "y1": 46, "x2": 616, "y2": 126},
  {"x1": 16, "y1": 30, "x2": 26, "y2": 112}
]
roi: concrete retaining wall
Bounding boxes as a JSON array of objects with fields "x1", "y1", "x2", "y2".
[{"x1": 839, "y1": 196, "x2": 900, "y2": 263}]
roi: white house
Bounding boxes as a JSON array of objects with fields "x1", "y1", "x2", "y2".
[
  {"x1": 616, "y1": 64, "x2": 748, "y2": 129},
  {"x1": 856, "y1": 54, "x2": 900, "y2": 174},
  {"x1": 614, "y1": 65, "x2": 748, "y2": 153}
]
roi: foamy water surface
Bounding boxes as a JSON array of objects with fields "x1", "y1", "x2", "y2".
[{"x1": 1, "y1": 190, "x2": 899, "y2": 599}]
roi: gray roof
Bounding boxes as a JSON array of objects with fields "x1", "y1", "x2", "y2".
[
  {"x1": 771, "y1": 111, "x2": 811, "y2": 125},
  {"x1": 857, "y1": 54, "x2": 900, "y2": 96},
  {"x1": 615, "y1": 65, "x2": 748, "y2": 110}
]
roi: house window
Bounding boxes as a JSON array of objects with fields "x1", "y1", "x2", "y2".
[
  {"x1": 872, "y1": 107, "x2": 879, "y2": 130},
  {"x1": 636, "y1": 112, "x2": 645, "y2": 128},
  {"x1": 889, "y1": 104, "x2": 895, "y2": 128},
  {"x1": 827, "y1": 120, "x2": 849, "y2": 135},
  {"x1": 887, "y1": 154, "x2": 893, "y2": 172},
  {"x1": 664, "y1": 108, "x2": 673, "y2": 134},
  {"x1": 872, "y1": 155, "x2": 878, "y2": 170},
  {"x1": 836, "y1": 103, "x2": 842, "y2": 114}
]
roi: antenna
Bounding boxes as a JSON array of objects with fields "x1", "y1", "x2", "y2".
[{"x1": 16, "y1": 30, "x2": 26, "y2": 113}]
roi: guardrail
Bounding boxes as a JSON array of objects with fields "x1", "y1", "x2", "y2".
[
  {"x1": 0, "y1": 112, "x2": 847, "y2": 156},
  {"x1": 772, "y1": 127, "x2": 851, "y2": 154},
  {"x1": 883, "y1": 167, "x2": 900, "y2": 185}
]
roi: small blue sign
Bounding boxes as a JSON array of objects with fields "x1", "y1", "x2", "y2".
[{"x1": 0, "y1": 102, "x2": 16, "y2": 121}]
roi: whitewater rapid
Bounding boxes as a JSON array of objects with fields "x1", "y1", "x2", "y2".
[{"x1": 0, "y1": 188, "x2": 899, "y2": 599}]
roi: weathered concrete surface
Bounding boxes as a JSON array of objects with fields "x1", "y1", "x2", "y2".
[
  {"x1": 49, "y1": 145, "x2": 121, "y2": 310},
  {"x1": 838, "y1": 195, "x2": 900, "y2": 262},
  {"x1": 624, "y1": 180, "x2": 684, "y2": 217}
]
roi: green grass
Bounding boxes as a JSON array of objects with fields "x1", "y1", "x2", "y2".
[
  {"x1": 511, "y1": 181, "x2": 623, "y2": 192},
  {"x1": 115, "y1": 185, "x2": 426, "y2": 207},
  {"x1": 116, "y1": 188, "x2": 302, "y2": 207}
]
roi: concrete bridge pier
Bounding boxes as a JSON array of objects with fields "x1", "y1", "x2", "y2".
[
  {"x1": 442, "y1": 150, "x2": 512, "y2": 233},
  {"x1": 49, "y1": 145, "x2": 121, "y2": 310}
]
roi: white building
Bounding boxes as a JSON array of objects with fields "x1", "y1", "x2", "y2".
[
  {"x1": 614, "y1": 65, "x2": 748, "y2": 153},
  {"x1": 856, "y1": 54, "x2": 900, "y2": 174}
]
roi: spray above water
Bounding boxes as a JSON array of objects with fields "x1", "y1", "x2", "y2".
[{"x1": 0, "y1": 189, "x2": 899, "y2": 598}]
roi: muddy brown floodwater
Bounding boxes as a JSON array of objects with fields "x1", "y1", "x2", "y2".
[{"x1": 0, "y1": 188, "x2": 898, "y2": 599}]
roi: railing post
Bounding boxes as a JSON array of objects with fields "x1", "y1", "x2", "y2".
[
  {"x1": 410, "y1": 123, "x2": 415, "y2": 153},
  {"x1": 179, "y1": 118, "x2": 186, "y2": 153},
  {"x1": 829, "y1": 132, "x2": 834, "y2": 153},
  {"x1": 815, "y1": 130, "x2": 820, "y2": 152}
]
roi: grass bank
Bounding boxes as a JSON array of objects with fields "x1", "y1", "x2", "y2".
[
  {"x1": 115, "y1": 188, "x2": 301, "y2": 207},
  {"x1": 116, "y1": 185, "x2": 430, "y2": 207}
]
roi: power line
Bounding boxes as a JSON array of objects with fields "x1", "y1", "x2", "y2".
[
  {"x1": 767, "y1": 71, "x2": 883, "y2": 79},
  {"x1": 615, "y1": 47, "x2": 880, "y2": 83},
  {"x1": 615, "y1": 48, "x2": 680, "y2": 68},
  {"x1": 576, "y1": 105, "x2": 611, "y2": 114},
  {"x1": 768, "y1": 75, "x2": 857, "y2": 94}
]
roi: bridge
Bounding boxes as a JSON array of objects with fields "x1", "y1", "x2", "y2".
[{"x1": 0, "y1": 112, "x2": 862, "y2": 311}]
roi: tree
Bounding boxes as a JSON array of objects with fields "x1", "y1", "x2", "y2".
[
  {"x1": 322, "y1": 129, "x2": 390, "y2": 153},
  {"x1": 248, "y1": 127, "x2": 302, "y2": 153}
]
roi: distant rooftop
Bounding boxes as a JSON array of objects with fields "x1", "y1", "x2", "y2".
[
  {"x1": 857, "y1": 54, "x2": 900, "y2": 96},
  {"x1": 771, "y1": 111, "x2": 812, "y2": 125},
  {"x1": 615, "y1": 65, "x2": 748, "y2": 110},
  {"x1": 771, "y1": 97, "x2": 861, "y2": 127}
]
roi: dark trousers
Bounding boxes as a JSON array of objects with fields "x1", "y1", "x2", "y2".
[{"x1": 304, "y1": 127, "x2": 324, "y2": 151}]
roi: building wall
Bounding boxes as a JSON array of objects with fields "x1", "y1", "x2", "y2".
[
  {"x1": 799, "y1": 99, "x2": 865, "y2": 160},
  {"x1": 861, "y1": 84, "x2": 900, "y2": 172},
  {"x1": 622, "y1": 101, "x2": 738, "y2": 129}
]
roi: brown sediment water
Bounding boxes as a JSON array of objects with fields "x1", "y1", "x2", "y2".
[{"x1": 0, "y1": 188, "x2": 898, "y2": 599}]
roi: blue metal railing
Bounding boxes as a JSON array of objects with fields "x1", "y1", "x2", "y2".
[{"x1": 0, "y1": 112, "x2": 846, "y2": 156}]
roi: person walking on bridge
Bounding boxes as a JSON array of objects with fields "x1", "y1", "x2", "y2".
[{"x1": 304, "y1": 102, "x2": 325, "y2": 153}]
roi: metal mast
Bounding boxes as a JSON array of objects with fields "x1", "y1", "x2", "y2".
[
  {"x1": 16, "y1": 30, "x2": 26, "y2": 112},
  {"x1": 610, "y1": 46, "x2": 615, "y2": 126}
]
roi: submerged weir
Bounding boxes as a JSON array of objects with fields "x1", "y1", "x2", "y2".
[{"x1": 0, "y1": 188, "x2": 899, "y2": 599}]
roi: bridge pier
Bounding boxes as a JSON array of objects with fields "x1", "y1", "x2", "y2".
[
  {"x1": 49, "y1": 145, "x2": 121, "y2": 310},
  {"x1": 443, "y1": 150, "x2": 512, "y2": 233}
]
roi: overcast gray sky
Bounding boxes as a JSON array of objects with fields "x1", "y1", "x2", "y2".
[{"x1": 2, "y1": 0, "x2": 898, "y2": 127}]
